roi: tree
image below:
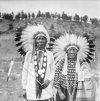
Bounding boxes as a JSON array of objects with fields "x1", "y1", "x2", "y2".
[
  {"x1": 45, "y1": 12, "x2": 51, "y2": 18},
  {"x1": 24, "y1": 13, "x2": 27, "y2": 19},
  {"x1": 62, "y1": 12, "x2": 67, "y2": 20},
  {"x1": 11, "y1": 12, "x2": 14, "y2": 20},
  {"x1": 20, "y1": 11, "x2": 25, "y2": 19},
  {"x1": 90, "y1": 18, "x2": 99, "y2": 26},
  {"x1": 0, "y1": 12, "x2": 2, "y2": 18},
  {"x1": 67, "y1": 16, "x2": 72, "y2": 21},
  {"x1": 82, "y1": 15, "x2": 88, "y2": 23},
  {"x1": 57, "y1": 14, "x2": 61, "y2": 19},
  {"x1": 0, "y1": 13, "x2": 2, "y2": 22},
  {"x1": 41, "y1": 13, "x2": 45, "y2": 17},
  {"x1": 37, "y1": 10, "x2": 42, "y2": 17},
  {"x1": 15, "y1": 12, "x2": 21, "y2": 20},
  {"x1": 28, "y1": 12, "x2": 31, "y2": 19},
  {"x1": 32, "y1": 12, "x2": 35, "y2": 18},
  {"x1": 51, "y1": 13, "x2": 55, "y2": 18},
  {"x1": 80, "y1": 17, "x2": 83, "y2": 22},
  {"x1": 9, "y1": 14, "x2": 13, "y2": 20},
  {"x1": 74, "y1": 14, "x2": 80, "y2": 22},
  {"x1": 2, "y1": 13, "x2": 13, "y2": 21}
]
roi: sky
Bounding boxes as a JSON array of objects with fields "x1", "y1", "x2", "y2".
[{"x1": 0, "y1": 0, "x2": 100, "y2": 19}]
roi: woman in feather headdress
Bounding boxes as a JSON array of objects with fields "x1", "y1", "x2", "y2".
[
  {"x1": 53, "y1": 33, "x2": 95, "y2": 101},
  {"x1": 15, "y1": 23, "x2": 55, "y2": 101}
]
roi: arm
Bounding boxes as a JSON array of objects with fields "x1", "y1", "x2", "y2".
[
  {"x1": 48, "y1": 52, "x2": 55, "y2": 81},
  {"x1": 57, "y1": 86, "x2": 66, "y2": 100},
  {"x1": 53, "y1": 67, "x2": 60, "y2": 88},
  {"x1": 54, "y1": 67, "x2": 66, "y2": 100}
]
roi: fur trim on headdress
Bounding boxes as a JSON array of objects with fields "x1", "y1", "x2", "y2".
[{"x1": 15, "y1": 23, "x2": 50, "y2": 56}]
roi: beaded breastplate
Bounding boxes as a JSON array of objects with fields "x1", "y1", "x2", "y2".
[{"x1": 67, "y1": 60, "x2": 77, "y2": 87}]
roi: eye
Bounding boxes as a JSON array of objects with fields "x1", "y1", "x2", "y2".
[
  {"x1": 42, "y1": 38, "x2": 44, "y2": 40},
  {"x1": 37, "y1": 37, "x2": 41, "y2": 40}
]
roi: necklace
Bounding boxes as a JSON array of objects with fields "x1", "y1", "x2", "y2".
[
  {"x1": 66, "y1": 60, "x2": 78, "y2": 101},
  {"x1": 66, "y1": 74, "x2": 77, "y2": 101},
  {"x1": 34, "y1": 50, "x2": 47, "y2": 98},
  {"x1": 34, "y1": 50, "x2": 47, "y2": 79}
]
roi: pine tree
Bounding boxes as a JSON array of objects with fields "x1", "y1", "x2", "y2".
[
  {"x1": 74, "y1": 14, "x2": 80, "y2": 22},
  {"x1": 15, "y1": 12, "x2": 21, "y2": 20},
  {"x1": 32, "y1": 12, "x2": 35, "y2": 18},
  {"x1": 28, "y1": 12, "x2": 31, "y2": 19},
  {"x1": 37, "y1": 10, "x2": 42, "y2": 17},
  {"x1": 45, "y1": 12, "x2": 51, "y2": 18},
  {"x1": 62, "y1": 12, "x2": 67, "y2": 20},
  {"x1": 0, "y1": 12, "x2": 1, "y2": 18},
  {"x1": 57, "y1": 14, "x2": 61, "y2": 19}
]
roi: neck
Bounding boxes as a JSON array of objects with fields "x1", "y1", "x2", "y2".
[
  {"x1": 37, "y1": 47, "x2": 45, "y2": 51},
  {"x1": 68, "y1": 58, "x2": 77, "y2": 61}
]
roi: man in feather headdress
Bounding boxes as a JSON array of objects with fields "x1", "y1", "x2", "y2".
[
  {"x1": 53, "y1": 33, "x2": 95, "y2": 101},
  {"x1": 15, "y1": 23, "x2": 55, "y2": 101}
]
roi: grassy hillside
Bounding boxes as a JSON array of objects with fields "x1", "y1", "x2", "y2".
[
  {"x1": 0, "y1": 18, "x2": 100, "y2": 60},
  {"x1": 0, "y1": 34, "x2": 20, "y2": 60},
  {"x1": 0, "y1": 18, "x2": 100, "y2": 67}
]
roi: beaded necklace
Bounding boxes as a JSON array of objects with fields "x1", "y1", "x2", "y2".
[
  {"x1": 59, "y1": 59, "x2": 78, "y2": 101},
  {"x1": 34, "y1": 49, "x2": 47, "y2": 98},
  {"x1": 34, "y1": 50, "x2": 47, "y2": 78},
  {"x1": 66, "y1": 59, "x2": 78, "y2": 101}
]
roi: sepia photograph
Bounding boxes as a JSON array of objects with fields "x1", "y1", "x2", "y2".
[{"x1": 0, "y1": 0, "x2": 100, "y2": 101}]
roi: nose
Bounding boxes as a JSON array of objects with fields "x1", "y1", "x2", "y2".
[
  {"x1": 70, "y1": 49, "x2": 74, "y2": 53},
  {"x1": 39, "y1": 38, "x2": 43, "y2": 42}
]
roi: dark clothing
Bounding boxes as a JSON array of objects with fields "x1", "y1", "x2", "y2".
[
  {"x1": 27, "y1": 97, "x2": 54, "y2": 101},
  {"x1": 56, "y1": 86, "x2": 77, "y2": 101}
]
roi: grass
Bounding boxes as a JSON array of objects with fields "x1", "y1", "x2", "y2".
[
  {"x1": 0, "y1": 18, "x2": 100, "y2": 101},
  {"x1": 0, "y1": 60, "x2": 24, "y2": 101}
]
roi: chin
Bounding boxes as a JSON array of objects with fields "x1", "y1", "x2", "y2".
[{"x1": 38, "y1": 45, "x2": 45, "y2": 49}]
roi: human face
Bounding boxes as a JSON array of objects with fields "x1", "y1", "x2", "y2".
[
  {"x1": 67, "y1": 47, "x2": 78, "y2": 59},
  {"x1": 35, "y1": 35, "x2": 47, "y2": 50}
]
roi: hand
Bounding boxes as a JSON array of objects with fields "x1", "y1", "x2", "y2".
[
  {"x1": 22, "y1": 89, "x2": 26, "y2": 98},
  {"x1": 59, "y1": 92, "x2": 66, "y2": 100},
  {"x1": 58, "y1": 88, "x2": 66, "y2": 100},
  {"x1": 41, "y1": 80, "x2": 50, "y2": 89}
]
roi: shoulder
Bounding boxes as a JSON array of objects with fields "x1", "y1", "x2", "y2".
[
  {"x1": 81, "y1": 62, "x2": 90, "y2": 69},
  {"x1": 26, "y1": 51, "x2": 32, "y2": 57},
  {"x1": 46, "y1": 50, "x2": 53, "y2": 56},
  {"x1": 25, "y1": 51, "x2": 32, "y2": 61}
]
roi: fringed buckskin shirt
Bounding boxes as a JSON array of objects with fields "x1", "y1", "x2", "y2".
[{"x1": 22, "y1": 50, "x2": 55, "y2": 100}]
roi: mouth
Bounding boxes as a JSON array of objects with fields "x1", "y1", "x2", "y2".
[{"x1": 38, "y1": 43, "x2": 44, "y2": 45}]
